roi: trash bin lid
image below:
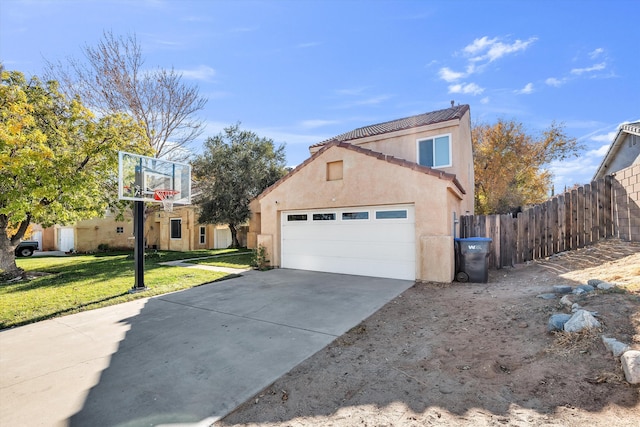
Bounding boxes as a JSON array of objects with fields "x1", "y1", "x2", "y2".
[{"x1": 455, "y1": 237, "x2": 492, "y2": 242}]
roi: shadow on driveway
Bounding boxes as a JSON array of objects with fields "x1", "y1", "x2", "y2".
[{"x1": 66, "y1": 269, "x2": 413, "y2": 426}]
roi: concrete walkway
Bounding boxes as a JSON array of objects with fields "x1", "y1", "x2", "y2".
[
  {"x1": 0, "y1": 269, "x2": 414, "y2": 427},
  {"x1": 159, "y1": 255, "x2": 251, "y2": 274}
]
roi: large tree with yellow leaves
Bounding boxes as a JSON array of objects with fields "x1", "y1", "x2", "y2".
[
  {"x1": 0, "y1": 70, "x2": 147, "y2": 279},
  {"x1": 472, "y1": 119, "x2": 581, "y2": 215}
]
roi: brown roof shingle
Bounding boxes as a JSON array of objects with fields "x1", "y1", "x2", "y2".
[{"x1": 311, "y1": 104, "x2": 470, "y2": 148}]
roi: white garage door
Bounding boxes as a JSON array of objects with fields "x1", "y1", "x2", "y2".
[{"x1": 281, "y1": 205, "x2": 415, "y2": 280}]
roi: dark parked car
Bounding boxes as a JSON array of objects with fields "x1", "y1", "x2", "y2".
[{"x1": 15, "y1": 241, "x2": 39, "y2": 257}]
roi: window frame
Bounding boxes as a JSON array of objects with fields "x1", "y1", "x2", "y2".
[
  {"x1": 375, "y1": 210, "x2": 408, "y2": 220},
  {"x1": 199, "y1": 226, "x2": 206, "y2": 244},
  {"x1": 170, "y1": 218, "x2": 182, "y2": 239},
  {"x1": 312, "y1": 213, "x2": 336, "y2": 221},
  {"x1": 416, "y1": 133, "x2": 452, "y2": 168},
  {"x1": 116, "y1": 226, "x2": 124, "y2": 234},
  {"x1": 342, "y1": 211, "x2": 369, "y2": 221}
]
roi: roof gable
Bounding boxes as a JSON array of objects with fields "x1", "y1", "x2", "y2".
[
  {"x1": 593, "y1": 121, "x2": 640, "y2": 180},
  {"x1": 257, "y1": 141, "x2": 466, "y2": 200},
  {"x1": 311, "y1": 104, "x2": 469, "y2": 149}
]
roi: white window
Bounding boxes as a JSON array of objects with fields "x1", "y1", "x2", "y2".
[
  {"x1": 417, "y1": 134, "x2": 451, "y2": 168},
  {"x1": 170, "y1": 218, "x2": 182, "y2": 239},
  {"x1": 376, "y1": 210, "x2": 408, "y2": 219},
  {"x1": 342, "y1": 212, "x2": 369, "y2": 220},
  {"x1": 116, "y1": 226, "x2": 124, "y2": 234},
  {"x1": 312, "y1": 213, "x2": 336, "y2": 221},
  {"x1": 199, "y1": 226, "x2": 206, "y2": 244}
]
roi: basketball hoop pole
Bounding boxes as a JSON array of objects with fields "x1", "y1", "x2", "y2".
[{"x1": 131, "y1": 165, "x2": 147, "y2": 292}]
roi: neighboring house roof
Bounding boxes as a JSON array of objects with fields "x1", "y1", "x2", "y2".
[
  {"x1": 311, "y1": 104, "x2": 470, "y2": 148},
  {"x1": 257, "y1": 141, "x2": 466, "y2": 200},
  {"x1": 593, "y1": 121, "x2": 640, "y2": 180}
]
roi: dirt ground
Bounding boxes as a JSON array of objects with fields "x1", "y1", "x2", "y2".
[{"x1": 217, "y1": 239, "x2": 640, "y2": 427}]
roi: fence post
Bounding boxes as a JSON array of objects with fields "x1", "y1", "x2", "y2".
[
  {"x1": 551, "y1": 197, "x2": 559, "y2": 255},
  {"x1": 604, "y1": 176, "x2": 613, "y2": 237},
  {"x1": 591, "y1": 180, "x2": 600, "y2": 242},
  {"x1": 584, "y1": 184, "x2": 592, "y2": 246}
]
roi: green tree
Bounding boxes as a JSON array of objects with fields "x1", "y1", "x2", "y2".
[
  {"x1": 0, "y1": 70, "x2": 147, "y2": 279},
  {"x1": 192, "y1": 124, "x2": 287, "y2": 248},
  {"x1": 472, "y1": 119, "x2": 582, "y2": 214}
]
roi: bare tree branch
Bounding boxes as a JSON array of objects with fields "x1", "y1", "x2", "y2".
[{"x1": 44, "y1": 31, "x2": 207, "y2": 160}]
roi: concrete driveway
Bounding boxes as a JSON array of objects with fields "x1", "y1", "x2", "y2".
[{"x1": 0, "y1": 269, "x2": 414, "y2": 427}]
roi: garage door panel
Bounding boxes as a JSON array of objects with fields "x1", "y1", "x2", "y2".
[
  {"x1": 281, "y1": 205, "x2": 416, "y2": 280},
  {"x1": 283, "y1": 254, "x2": 415, "y2": 280},
  {"x1": 282, "y1": 223, "x2": 414, "y2": 243},
  {"x1": 283, "y1": 239, "x2": 414, "y2": 261}
]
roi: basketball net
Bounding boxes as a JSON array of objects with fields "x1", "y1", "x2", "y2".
[{"x1": 154, "y1": 189, "x2": 180, "y2": 212}]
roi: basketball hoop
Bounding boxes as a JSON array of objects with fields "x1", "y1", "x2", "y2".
[{"x1": 154, "y1": 189, "x2": 180, "y2": 212}]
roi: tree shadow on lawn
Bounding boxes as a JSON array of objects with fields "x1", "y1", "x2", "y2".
[{"x1": 5, "y1": 256, "x2": 133, "y2": 293}]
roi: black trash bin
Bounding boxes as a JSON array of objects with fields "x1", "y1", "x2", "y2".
[{"x1": 454, "y1": 237, "x2": 492, "y2": 283}]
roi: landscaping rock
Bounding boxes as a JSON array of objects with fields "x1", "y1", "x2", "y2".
[
  {"x1": 620, "y1": 350, "x2": 640, "y2": 384},
  {"x1": 587, "y1": 279, "x2": 604, "y2": 287},
  {"x1": 571, "y1": 303, "x2": 582, "y2": 312},
  {"x1": 560, "y1": 295, "x2": 573, "y2": 307},
  {"x1": 537, "y1": 293, "x2": 557, "y2": 300},
  {"x1": 575, "y1": 284, "x2": 595, "y2": 294},
  {"x1": 564, "y1": 309, "x2": 601, "y2": 332},
  {"x1": 602, "y1": 336, "x2": 630, "y2": 358},
  {"x1": 597, "y1": 282, "x2": 616, "y2": 290},
  {"x1": 553, "y1": 285, "x2": 573, "y2": 294},
  {"x1": 548, "y1": 314, "x2": 572, "y2": 332}
]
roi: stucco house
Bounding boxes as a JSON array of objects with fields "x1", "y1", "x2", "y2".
[
  {"x1": 39, "y1": 206, "x2": 241, "y2": 252},
  {"x1": 248, "y1": 104, "x2": 474, "y2": 282},
  {"x1": 593, "y1": 121, "x2": 640, "y2": 242},
  {"x1": 593, "y1": 121, "x2": 640, "y2": 179}
]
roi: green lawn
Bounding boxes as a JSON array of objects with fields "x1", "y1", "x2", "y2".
[
  {"x1": 186, "y1": 252, "x2": 253, "y2": 268},
  {"x1": 1, "y1": 249, "x2": 251, "y2": 329}
]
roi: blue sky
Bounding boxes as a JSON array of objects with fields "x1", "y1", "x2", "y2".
[{"x1": 2, "y1": 0, "x2": 639, "y2": 192}]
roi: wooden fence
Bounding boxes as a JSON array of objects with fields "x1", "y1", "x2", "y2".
[{"x1": 459, "y1": 176, "x2": 616, "y2": 269}]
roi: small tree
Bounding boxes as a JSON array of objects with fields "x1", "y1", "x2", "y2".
[
  {"x1": 472, "y1": 119, "x2": 582, "y2": 214},
  {"x1": 45, "y1": 31, "x2": 207, "y2": 160},
  {"x1": 0, "y1": 70, "x2": 147, "y2": 279},
  {"x1": 192, "y1": 124, "x2": 287, "y2": 247}
]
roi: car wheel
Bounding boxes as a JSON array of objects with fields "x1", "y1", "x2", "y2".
[{"x1": 19, "y1": 248, "x2": 34, "y2": 257}]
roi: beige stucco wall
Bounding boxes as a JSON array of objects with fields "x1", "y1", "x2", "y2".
[
  {"x1": 73, "y1": 213, "x2": 134, "y2": 252},
  {"x1": 253, "y1": 144, "x2": 464, "y2": 282},
  {"x1": 309, "y1": 110, "x2": 474, "y2": 215},
  {"x1": 151, "y1": 206, "x2": 240, "y2": 250}
]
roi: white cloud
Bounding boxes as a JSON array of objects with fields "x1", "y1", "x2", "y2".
[
  {"x1": 591, "y1": 143, "x2": 611, "y2": 157},
  {"x1": 571, "y1": 62, "x2": 606, "y2": 75},
  {"x1": 465, "y1": 36, "x2": 538, "y2": 63},
  {"x1": 179, "y1": 65, "x2": 216, "y2": 81},
  {"x1": 448, "y1": 83, "x2": 484, "y2": 96},
  {"x1": 437, "y1": 35, "x2": 537, "y2": 93},
  {"x1": 299, "y1": 119, "x2": 340, "y2": 129},
  {"x1": 591, "y1": 131, "x2": 617, "y2": 143},
  {"x1": 463, "y1": 36, "x2": 498, "y2": 55},
  {"x1": 545, "y1": 77, "x2": 566, "y2": 87},
  {"x1": 480, "y1": 97, "x2": 490, "y2": 104},
  {"x1": 439, "y1": 67, "x2": 466, "y2": 82},
  {"x1": 515, "y1": 83, "x2": 534, "y2": 94},
  {"x1": 589, "y1": 48, "x2": 604, "y2": 59}
]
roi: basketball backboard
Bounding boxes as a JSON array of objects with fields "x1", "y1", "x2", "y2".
[{"x1": 118, "y1": 151, "x2": 191, "y2": 206}]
